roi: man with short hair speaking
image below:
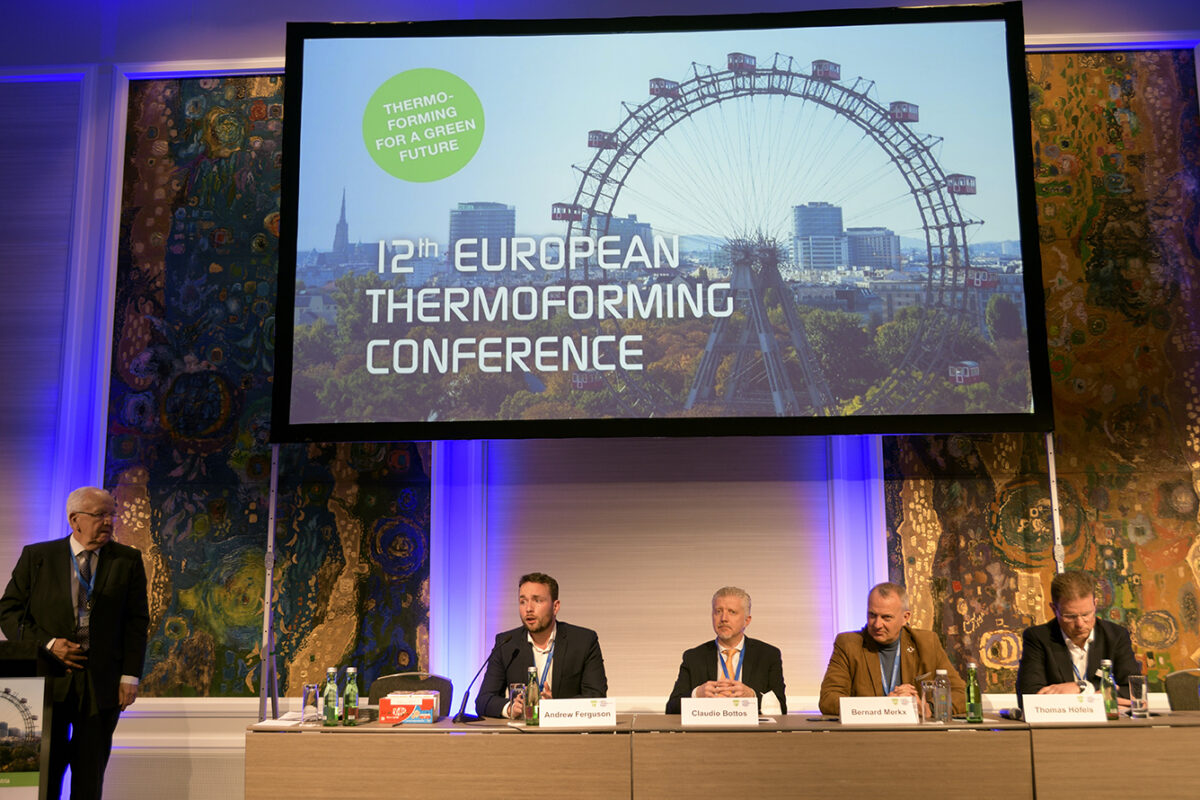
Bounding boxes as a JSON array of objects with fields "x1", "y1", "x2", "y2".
[
  {"x1": 475, "y1": 572, "x2": 608, "y2": 719},
  {"x1": 666, "y1": 586, "x2": 787, "y2": 714},
  {"x1": 1016, "y1": 570, "x2": 1139, "y2": 704},
  {"x1": 819, "y1": 581, "x2": 964, "y2": 716}
]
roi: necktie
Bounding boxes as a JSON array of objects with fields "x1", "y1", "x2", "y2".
[
  {"x1": 76, "y1": 551, "x2": 92, "y2": 650},
  {"x1": 723, "y1": 649, "x2": 736, "y2": 680}
]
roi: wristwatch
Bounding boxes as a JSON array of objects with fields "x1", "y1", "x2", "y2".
[{"x1": 1077, "y1": 680, "x2": 1088, "y2": 692}]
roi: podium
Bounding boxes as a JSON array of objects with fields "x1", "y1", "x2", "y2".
[
  {"x1": 0, "y1": 640, "x2": 50, "y2": 800},
  {"x1": 0, "y1": 640, "x2": 39, "y2": 676}
]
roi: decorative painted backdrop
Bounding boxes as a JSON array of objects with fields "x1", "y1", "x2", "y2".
[
  {"x1": 886, "y1": 49, "x2": 1200, "y2": 691},
  {"x1": 108, "y1": 75, "x2": 430, "y2": 696},
  {"x1": 106, "y1": 52, "x2": 1200, "y2": 697}
]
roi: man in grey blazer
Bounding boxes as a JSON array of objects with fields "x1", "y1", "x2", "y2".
[
  {"x1": 667, "y1": 586, "x2": 787, "y2": 714},
  {"x1": 0, "y1": 487, "x2": 150, "y2": 800}
]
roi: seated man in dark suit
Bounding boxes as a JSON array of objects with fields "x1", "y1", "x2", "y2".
[
  {"x1": 666, "y1": 586, "x2": 787, "y2": 714},
  {"x1": 819, "y1": 582, "x2": 965, "y2": 716},
  {"x1": 1016, "y1": 569, "x2": 1140, "y2": 706},
  {"x1": 475, "y1": 572, "x2": 607, "y2": 719}
]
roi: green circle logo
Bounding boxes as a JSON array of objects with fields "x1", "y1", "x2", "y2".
[{"x1": 362, "y1": 69, "x2": 484, "y2": 182}]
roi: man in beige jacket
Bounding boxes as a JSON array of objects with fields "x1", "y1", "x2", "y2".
[{"x1": 819, "y1": 582, "x2": 965, "y2": 716}]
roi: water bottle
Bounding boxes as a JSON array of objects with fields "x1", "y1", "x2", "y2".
[
  {"x1": 342, "y1": 666, "x2": 359, "y2": 726},
  {"x1": 934, "y1": 669, "x2": 951, "y2": 723},
  {"x1": 525, "y1": 665, "x2": 540, "y2": 727},
  {"x1": 1100, "y1": 659, "x2": 1119, "y2": 720},
  {"x1": 322, "y1": 667, "x2": 339, "y2": 726},
  {"x1": 965, "y1": 662, "x2": 983, "y2": 723}
]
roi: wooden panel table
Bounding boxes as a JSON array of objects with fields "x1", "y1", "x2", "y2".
[
  {"x1": 1030, "y1": 711, "x2": 1200, "y2": 799},
  {"x1": 629, "y1": 714, "x2": 1034, "y2": 800},
  {"x1": 244, "y1": 717, "x2": 633, "y2": 800}
]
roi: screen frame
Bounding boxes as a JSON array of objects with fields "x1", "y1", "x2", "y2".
[{"x1": 272, "y1": 1, "x2": 1053, "y2": 443}]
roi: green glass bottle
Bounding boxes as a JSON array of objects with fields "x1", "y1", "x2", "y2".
[
  {"x1": 342, "y1": 666, "x2": 359, "y2": 726},
  {"x1": 1100, "y1": 659, "x2": 1119, "y2": 720},
  {"x1": 525, "y1": 666, "x2": 540, "y2": 727},
  {"x1": 966, "y1": 662, "x2": 983, "y2": 723},
  {"x1": 322, "y1": 667, "x2": 339, "y2": 727}
]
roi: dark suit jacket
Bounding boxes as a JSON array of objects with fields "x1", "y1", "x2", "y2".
[
  {"x1": 666, "y1": 636, "x2": 787, "y2": 714},
  {"x1": 1016, "y1": 618, "x2": 1139, "y2": 706},
  {"x1": 475, "y1": 621, "x2": 607, "y2": 718},
  {"x1": 0, "y1": 536, "x2": 150, "y2": 710},
  {"x1": 818, "y1": 626, "x2": 966, "y2": 716}
]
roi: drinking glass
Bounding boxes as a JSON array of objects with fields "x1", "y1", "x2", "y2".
[
  {"x1": 300, "y1": 683, "x2": 320, "y2": 725},
  {"x1": 508, "y1": 682, "x2": 526, "y2": 722},
  {"x1": 1128, "y1": 675, "x2": 1149, "y2": 718},
  {"x1": 919, "y1": 679, "x2": 936, "y2": 724}
]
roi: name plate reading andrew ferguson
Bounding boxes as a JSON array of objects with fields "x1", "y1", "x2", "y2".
[
  {"x1": 1021, "y1": 693, "x2": 1106, "y2": 723},
  {"x1": 838, "y1": 696, "x2": 918, "y2": 725},
  {"x1": 680, "y1": 697, "x2": 758, "y2": 726},
  {"x1": 538, "y1": 698, "x2": 617, "y2": 728}
]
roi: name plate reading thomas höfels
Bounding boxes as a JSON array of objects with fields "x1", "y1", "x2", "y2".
[
  {"x1": 681, "y1": 697, "x2": 758, "y2": 726},
  {"x1": 1021, "y1": 693, "x2": 1106, "y2": 723},
  {"x1": 838, "y1": 696, "x2": 919, "y2": 725},
  {"x1": 537, "y1": 698, "x2": 617, "y2": 728}
]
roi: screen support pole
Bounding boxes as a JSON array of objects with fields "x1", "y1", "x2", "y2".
[
  {"x1": 258, "y1": 442, "x2": 281, "y2": 720},
  {"x1": 1045, "y1": 431, "x2": 1065, "y2": 573}
]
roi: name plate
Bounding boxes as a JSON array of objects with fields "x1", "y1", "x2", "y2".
[
  {"x1": 1021, "y1": 693, "x2": 1106, "y2": 722},
  {"x1": 838, "y1": 696, "x2": 918, "y2": 725},
  {"x1": 538, "y1": 698, "x2": 617, "y2": 728},
  {"x1": 681, "y1": 697, "x2": 758, "y2": 726}
]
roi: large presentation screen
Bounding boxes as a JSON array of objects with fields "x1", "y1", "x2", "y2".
[{"x1": 274, "y1": 2, "x2": 1052, "y2": 442}]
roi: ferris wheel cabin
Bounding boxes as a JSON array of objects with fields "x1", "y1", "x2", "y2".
[
  {"x1": 949, "y1": 361, "x2": 982, "y2": 385},
  {"x1": 946, "y1": 173, "x2": 977, "y2": 194},
  {"x1": 889, "y1": 101, "x2": 919, "y2": 122},
  {"x1": 728, "y1": 52, "x2": 756, "y2": 74},
  {"x1": 965, "y1": 267, "x2": 998, "y2": 289},
  {"x1": 551, "y1": 202, "x2": 584, "y2": 221},
  {"x1": 588, "y1": 130, "x2": 618, "y2": 149},
  {"x1": 812, "y1": 60, "x2": 841, "y2": 80},
  {"x1": 649, "y1": 78, "x2": 681, "y2": 97}
]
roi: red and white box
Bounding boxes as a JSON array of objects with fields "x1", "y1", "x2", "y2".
[{"x1": 379, "y1": 690, "x2": 440, "y2": 724}]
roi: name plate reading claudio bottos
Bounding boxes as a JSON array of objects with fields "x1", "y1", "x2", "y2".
[
  {"x1": 537, "y1": 698, "x2": 617, "y2": 728},
  {"x1": 681, "y1": 697, "x2": 758, "y2": 726},
  {"x1": 838, "y1": 696, "x2": 918, "y2": 725},
  {"x1": 1022, "y1": 693, "x2": 1106, "y2": 723}
]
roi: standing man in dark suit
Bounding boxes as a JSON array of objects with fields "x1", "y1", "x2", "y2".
[
  {"x1": 475, "y1": 572, "x2": 607, "y2": 719},
  {"x1": 1017, "y1": 570, "x2": 1140, "y2": 706},
  {"x1": 0, "y1": 486, "x2": 150, "y2": 800},
  {"x1": 666, "y1": 586, "x2": 787, "y2": 714}
]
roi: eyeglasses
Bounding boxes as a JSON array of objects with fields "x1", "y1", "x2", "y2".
[
  {"x1": 1057, "y1": 611, "x2": 1095, "y2": 622},
  {"x1": 75, "y1": 510, "x2": 116, "y2": 521}
]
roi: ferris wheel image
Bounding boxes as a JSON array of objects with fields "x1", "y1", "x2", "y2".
[
  {"x1": 0, "y1": 684, "x2": 41, "y2": 741},
  {"x1": 551, "y1": 50, "x2": 981, "y2": 417}
]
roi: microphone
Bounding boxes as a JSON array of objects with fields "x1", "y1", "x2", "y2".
[
  {"x1": 453, "y1": 634, "x2": 512, "y2": 723},
  {"x1": 998, "y1": 707, "x2": 1024, "y2": 721}
]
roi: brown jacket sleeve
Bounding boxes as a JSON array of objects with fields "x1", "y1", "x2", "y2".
[
  {"x1": 818, "y1": 633, "x2": 858, "y2": 716},
  {"x1": 908, "y1": 628, "x2": 967, "y2": 715}
]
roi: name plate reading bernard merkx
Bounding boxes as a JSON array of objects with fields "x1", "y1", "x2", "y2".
[{"x1": 838, "y1": 696, "x2": 919, "y2": 725}]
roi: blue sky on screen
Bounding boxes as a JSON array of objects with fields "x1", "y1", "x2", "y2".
[{"x1": 295, "y1": 19, "x2": 1019, "y2": 252}]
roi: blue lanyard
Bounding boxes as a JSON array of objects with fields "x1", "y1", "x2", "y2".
[
  {"x1": 716, "y1": 639, "x2": 744, "y2": 681},
  {"x1": 881, "y1": 649, "x2": 901, "y2": 694},
  {"x1": 71, "y1": 551, "x2": 96, "y2": 608},
  {"x1": 535, "y1": 641, "x2": 555, "y2": 692}
]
